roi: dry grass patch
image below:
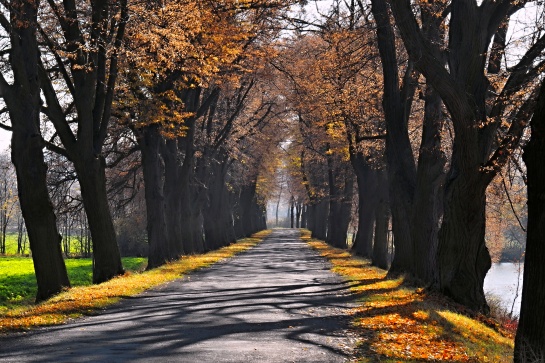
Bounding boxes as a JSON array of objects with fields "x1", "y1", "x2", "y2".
[
  {"x1": 0, "y1": 231, "x2": 270, "y2": 333},
  {"x1": 302, "y1": 230, "x2": 513, "y2": 362}
]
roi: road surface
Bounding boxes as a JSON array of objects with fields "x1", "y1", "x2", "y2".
[{"x1": 0, "y1": 229, "x2": 355, "y2": 362}]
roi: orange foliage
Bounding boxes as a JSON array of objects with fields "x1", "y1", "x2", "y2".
[{"x1": 118, "y1": 0, "x2": 292, "y2": 133}]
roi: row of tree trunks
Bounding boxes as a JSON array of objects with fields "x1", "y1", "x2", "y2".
[
  {"x1": 136, "y1": 84, "x2": 271, "y2": 266},
  {"x1": 203, "y1": 155, "x2": 237, "y2": 250},
  {"x1": 286, "y1": 197, "x2": 304, "y2": 229},
  {"x1": 388, "y1": 0, "x2": 535, "y2": 311}
]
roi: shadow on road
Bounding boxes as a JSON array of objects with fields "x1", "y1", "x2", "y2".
[{"x1": 0, "y1": 229, "x2": 355, "y2": 363}]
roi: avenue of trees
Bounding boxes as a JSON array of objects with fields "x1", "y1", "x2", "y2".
[{"x1": 0, "y1": 0, "x2": 543, "y2": 359}]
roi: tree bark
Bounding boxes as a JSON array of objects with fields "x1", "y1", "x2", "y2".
[
  {"x1": 327, "y1": 164, "x2": 353, "y2": 249},
  {"x1": 370, "y1": 0, "x2": 417, "y2": 275},
  {"x1": 436, "y1": 147, "x2": 490, "y2": 311},
  {"x1": 73, "y1": 154, "x2": 124, "y2": 283},
  {"x1": 295, "y1": 202, "x2": 301, "y2": 228},
  {"x1": 139, "y1": 125, "x2": 171, "y2": 269},
  {"x1": 411, "y1": 84, "x2": 445, "y2": 284},
  {"x1": 388, "y1": 0, "x2": 530, "y2": 311},
  {"x1": 312, "y1": 200, "x2": 329, "y2": 241},
  {"x1": 351, "y1": 153, "x2": 378, "y2": 258},
  {"x1": 373, "y1": 169, "x2": 390, "y2": 270},
  {"x1": 3, "y1": 0, "x2": 70, "y2": 302},
  {"x1": 162, "y1": 138, "x2": 183, "y2": 257},
  {"x1": 37, "y1": 0, "x2": 128, "y2": 283},
  {"x1": 203, "y1": 156, "x2": 236, "y2": 250},
  {"x1": 290, "y1": 196, "x2": 295, "y2": 228},
  {"x1": 514, "y1": 81, "x2": 545, "y2": 362}
]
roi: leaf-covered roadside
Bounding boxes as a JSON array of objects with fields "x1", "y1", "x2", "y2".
[
  {"x1": 0, "y1": 231, "x2": 270, "y2": 334},
  {"x1": 302, "y1": 230, "x2": 513, "y2": 362}
]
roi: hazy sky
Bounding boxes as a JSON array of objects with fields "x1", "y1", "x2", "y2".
[{"x1": 0, "y1": 129, "x2": 9, "y2": 153}]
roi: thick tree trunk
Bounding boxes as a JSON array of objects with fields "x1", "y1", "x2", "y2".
[
  {"x1": 241, "y1": 183, "x2": 258, "y2": 236},
  {"x1": 370, "y1": 0, "x2": 416, "y2": 275},
  {"x1": 351, "y1": 154, "x2": 378, "y2": 258},
  {"x1": 311, "y1": 200, "x2": 328, "y2": 241},
  {"x1": 514, "y1": 82, "x2": 545, "y2": 362},
  {"x1": 301, "y1": 205, "x2": 308, "y2": 228},
  {"x1": 162, "y1": 138, "x2": 183, "y2": 257},
  {"x1": 409, "y1": 4, "x2": 447, "y2": 285},
  {"x1": 139, "y1": 125, "x2": 171, "y2": 269},
  {"x1": 411, "y1": 85, "x2": 445, "y2": 284},
  {"x1": 388, "y1": 0, "x2": 523, "y2": 311},
  {"x1": 306, "y1": 204, "x2": 315, "y2": 233},
  {"x1": 290, "y1": 196, "x2": 295, "y2": 228},
  {"x1": 372, "y1": 169, "x2": 389, "y2": 269},
  {"x1": 203, "y1": 159, "x2": 235, "y2": 249},
  {"x1": 12, "y1": 133, "x2": 71, "y2": 301},
  {"x1": 178, "y1": 118, "x2": 204, "y2": 254},
  {"x1": 295, "y1": 202, "x2": 301, "y2": 228},
  {"x1": 74, "y1": 155, "x2": 124, "y2": 283},
  {"x1": 5, "y1": 0, "x2": 70, "y2": 302},
  {"x1": 437, "y1": 157, "x2": 490, "y2": 312},
  {"x1": 233, "y1": 192, "x2": 245, "y2": 238},
  {"x1": 327, "y1": 168, "x2": 353, "y2": 249}
]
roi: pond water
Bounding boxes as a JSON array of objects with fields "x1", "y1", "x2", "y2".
[{"x1": 484, "y1": 262, "x2": 524, "y2": 317}]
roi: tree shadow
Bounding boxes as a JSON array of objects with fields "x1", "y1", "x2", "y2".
[{"x1": 0, "y1": 229, "x2": 356, "y2": 362}]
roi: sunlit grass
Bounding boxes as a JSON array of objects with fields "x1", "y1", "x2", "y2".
[
  {"x1": 0, "y1": 230, "x2": 270, "y2": 333},
  {"x1": 302, "y1": 229, "x2": 513, "y2": 362},
  {"x1": 0, "y1": 257, "x2": 146, "y2": 309}
]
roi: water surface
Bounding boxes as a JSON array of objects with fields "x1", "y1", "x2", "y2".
[{"x1": 484, "y1": 262, "x2": 523, "y2": 316}]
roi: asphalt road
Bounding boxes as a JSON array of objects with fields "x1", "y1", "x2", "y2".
[{"x1": 0, "y1": 229, "x2": 355, "y2": 363}]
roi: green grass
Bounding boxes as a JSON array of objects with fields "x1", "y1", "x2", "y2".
[
  {"x1": 0, "y1": 257, "x2": 146, "y2": 311},
  {"x1": 1, "y1": 233, "x2": 91, "y2": 256},
  {"x1": 0, "y1": 234, "x2": 27, "y2": 255}
]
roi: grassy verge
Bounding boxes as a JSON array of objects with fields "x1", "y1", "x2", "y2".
[
  {"x1": 0, "y1": 230, "x2": 270, "y2": 333},
  {"x1": 0, "y1": 257, "x2": 146, "y2": 309},
  {"x1": 301, "y1": 230, "x2": 514, "y2": 362}
]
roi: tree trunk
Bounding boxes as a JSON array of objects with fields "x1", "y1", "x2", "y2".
[
  {"x1": 514, "y1": 81, "x2": 545, "y2": 362},
  {"x1": 301, "y1": 205, "x2": 308, "y2": 228},
  {"x1": 139, "y1": 125, "x2": 171, "y2": 269},
  {"x1": 312, "y1": 199, "x2": 329, "y2": 241},
  {"x1": 241, "y1": 182, "x2": 258, "y2": 236},
  {"x1": 437, "y1": 157, "x2": 490, "y2": 312},
  {"x1": 351, "y1": 154, "x2": 378, "y2": 258},
  {"x1": 388, "y1": 0, "x2": 527, "y2": 311},
  {"x1": 411, "y1": 84, "x2": 445, "y2": 284},
  {"x1": 290, "y1": 196, "x2": 295, "y2": 228},
  {"x1": 74, "y1": 155, "x2": 124, "y2": 283},
  {"x1": 12, "y1": 133, "x2": 71, "y2": 301},
  {"x1": 5, "y1": 0, "x2": 70, "y2": 302},
  {"x1": 203, "y1": 159, "x2": 235, "y2": 249},
  {"x1": 162, "y1": 138, "x2": 184, "y2": 257},
  {"x1": 178, "y1": 115, "x2": 204, "y2": 254},
  {"x1": 295, "y1": 202, "x2": 301, "y2": 228},
  {"x1": 372, "y1": 169, "x2": 389, "y2": 269},
  {"x1": 370, "y1": 0, "x2": 417, "y2": 275}
]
